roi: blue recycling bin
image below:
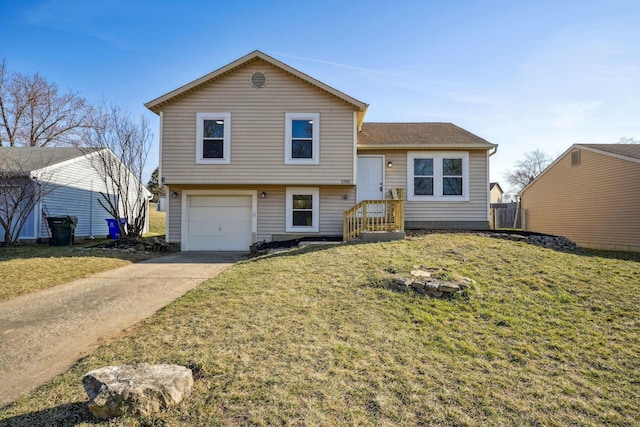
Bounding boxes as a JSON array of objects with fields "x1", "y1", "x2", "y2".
[{"x1": 105, "y1": 218, "x2": 126, "y2": 240}]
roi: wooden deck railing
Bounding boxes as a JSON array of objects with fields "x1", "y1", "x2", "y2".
[{"x1": 343, "y1": 189, "x2": 405, "y2": 242}]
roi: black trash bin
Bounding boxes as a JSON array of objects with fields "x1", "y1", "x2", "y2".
[{"x1": 46, "y1": 216, "x2": 78, "y2": 246}]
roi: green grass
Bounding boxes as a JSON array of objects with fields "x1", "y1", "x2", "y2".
[
  {"x1": 0, "y1": 206, "x2": 166, "y2": 300},
  {"x1": 0, "y1": 242, "x2": 161, "y2": 300},
  {"x1": 144, "y1": 204, "x2": 166, "y2": 237},
  {"x1": 1, "y1": 233, "x2": 639, "y2": 426}
]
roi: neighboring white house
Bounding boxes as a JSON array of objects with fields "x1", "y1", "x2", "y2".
[{"x1": 0, "y1": 147, "x2": 151, "y2": 243}]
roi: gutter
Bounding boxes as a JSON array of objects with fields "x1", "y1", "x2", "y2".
[{"x1": 357, "y1": 144, "x2": 497, "y2": 150}]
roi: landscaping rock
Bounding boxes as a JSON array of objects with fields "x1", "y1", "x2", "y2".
[
  {"x1": 410, "y1": 281, "x2": 426, "y2": 291},
  {"x1": 438, "y1": 282, "x2": 461, "y2": 293},
  {"x1": 82, "y1": 363, "x2": 193, "y2": 419},
  {"x1": 391, "y1": 277, "x2": 413, "y2": 292},
  {"x1": 486, "y1": 232, "x2": 577, "y2": 251},
  {"x1": 526, "y1": 234, "x2": 577, "y2": 251},
  {"x1": 424, "y1": 282, "x2": 440, "y2": 291},
  {"x1": 385, "y1": 267, "x2": 471, "y2": 299},
  {"x1": 410, "y1": 269, "x2": 431, "y2": 278}
]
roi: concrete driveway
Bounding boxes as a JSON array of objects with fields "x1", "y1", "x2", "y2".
[{"x1": 0, "y1": 251, "x2": 243, "y2": 408}]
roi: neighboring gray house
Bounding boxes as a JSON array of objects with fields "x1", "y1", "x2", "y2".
[{"x1": 0, "y1": 147, "x2": 151, "y2": 243}]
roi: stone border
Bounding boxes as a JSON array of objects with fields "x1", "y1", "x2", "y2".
[{"x1": 386, "y1": 266, "x2": 475, "y2": 299}]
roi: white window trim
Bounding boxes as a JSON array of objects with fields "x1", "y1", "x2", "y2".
[
  {"x1": 407, "y1": 151, "x2": 470, "y2": 201},
  {"x1": 285, "y1": 187, "x2": 319, "y2": 232},
  {"x1": 284, "y1": 113, "x2": 320, "y2": 165},
  {"x1": 196, "y1": 112, "x2": 231, "y2": 164}
]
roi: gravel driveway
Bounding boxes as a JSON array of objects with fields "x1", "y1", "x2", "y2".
[{"x1": 0, "y1": 251, "x2": 243, "y2": 408}]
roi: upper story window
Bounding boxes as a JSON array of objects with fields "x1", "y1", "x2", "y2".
[
  {"x1": 285, "y1": 113, "x2": 319, "y2": 164},
  {"x1": 196, "y1": 112, "x2": 231, "y2": 164},
  {"x1": 407, "y1": 151, "x2": 469, "y2": 201}
]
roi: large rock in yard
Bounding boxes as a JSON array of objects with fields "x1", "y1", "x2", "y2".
[{"x1": 82, "y1": 363, "x2": 193, "y2": 419}]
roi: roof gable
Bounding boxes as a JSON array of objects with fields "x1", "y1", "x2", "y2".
[
  {"x1": 358, "y1": 122, "x2": 496, "y2": 149},
  {"x1": 520, "y1": 143, "x2": 640, "y2": 194},
  {"x1": 145, "y1": 50, "x2": 369, "y2": 126}
]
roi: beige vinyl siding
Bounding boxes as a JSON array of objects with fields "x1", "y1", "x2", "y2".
[
  {"x1": 363, "y1": 149, "x2": 489, "y2": 223},
  {"x1": 160, "y1": 60, "x2": 356, "y2": 186},
  {"x1": 166, "y1": 187, "x2": 182, "y2": 243},
  {"x1": 318, "y1": 186, "x2": 357, "y2": 235},
  {"x1": 258, "y1": 186, "x2": 355, "y2": 240},
  {"x1": 165, "y1": 185, "x2": 355, "y2": 244},
  {"x1": 490, "y1": 186, "x2": 503, "y2": 203},
  {"x1": 522, "y1": 149, "x2": 640, "y2": 252}
]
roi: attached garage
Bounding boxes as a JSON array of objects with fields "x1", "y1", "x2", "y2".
[{"x1": 184, "y1": 194, "x2": 254, "y2": 251}]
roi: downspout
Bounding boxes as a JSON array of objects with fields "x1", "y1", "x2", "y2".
[{"x1": 89, "y1": 179, "x2": 95, "y2": 239}]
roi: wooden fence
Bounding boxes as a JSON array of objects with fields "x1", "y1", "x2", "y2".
[{"x1": 490, "y1": 203, "x2": 522, "y2": 229}]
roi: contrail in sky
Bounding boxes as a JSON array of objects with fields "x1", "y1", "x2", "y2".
[{"x1": 267, "y1": 51, "x2": 431, "y2": 83}]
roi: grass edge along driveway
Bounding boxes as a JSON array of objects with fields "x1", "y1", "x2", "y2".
[{"x1": 0, "y1": 205, "x2": 167, "y2": 300}]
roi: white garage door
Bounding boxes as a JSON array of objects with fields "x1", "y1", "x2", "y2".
[{"x1": 187, "y1": 195, "x2": 252, "y2": 251}]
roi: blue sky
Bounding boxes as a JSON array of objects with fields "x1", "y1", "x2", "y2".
[{"x1": 3, "y1": 0, "x2": 639, "y2": 192}]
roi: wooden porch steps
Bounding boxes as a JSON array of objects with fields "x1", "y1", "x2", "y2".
[{"x1": 343, "y1": 189, "x2": 405, "y2": 242}]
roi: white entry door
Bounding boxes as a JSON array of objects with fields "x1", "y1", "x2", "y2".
[{"x1": 357, "y1": 156, "x2": 384, "y2": 202}]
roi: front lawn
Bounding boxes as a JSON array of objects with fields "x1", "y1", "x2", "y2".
[
  {"x1": 0, "y1": 206, "x2": 166, "y2": 300},
  {"x1": 1, "y1": 233, "x2": 638, "y2": 426},
  {"x1": 145, "y1": 203, "x2": 166, "y2": 237}
]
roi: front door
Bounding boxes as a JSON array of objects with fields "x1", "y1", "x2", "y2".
[{"x1": 357, "y1": 156, "x2": 384, "y2": 202}]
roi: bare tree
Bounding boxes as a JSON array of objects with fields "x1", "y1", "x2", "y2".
[
  {"x1": 0, "y1": 150, "x2": 57, "y2": 245},
  {"x1": 503, "y1": 148, "x2": 552, "y2": 192},
  {"x1": 82, "y1": 102, "x2": 152, "y2": 239},
  {"x1": 617, "y1": 136, "x2": 639, "y2": 144},
  {"x1": 0, "y1": 59, "x2": 91, "y2": 147}
]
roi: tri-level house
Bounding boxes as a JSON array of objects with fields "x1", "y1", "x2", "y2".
[{"x1": 145, "y1": 51, "x2": 497, "y2": 251}]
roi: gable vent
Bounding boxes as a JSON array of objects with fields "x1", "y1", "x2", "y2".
[
  {"x1": 250, "y1": 72, "x2": 267, "y2": 88},
  {"x1": 571, "y1": 149, "x2": 581, "y2": 166}
]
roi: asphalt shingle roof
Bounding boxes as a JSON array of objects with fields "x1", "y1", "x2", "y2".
[
  {"x1": 578, "y1": 144, "x2": 640, "y2": 161},
  {"x1": 358, "y1": 122, "x2": 495, "y2": 148},
  {"x1": 0, "y1": 147, "x2": 99, "y2": 172}
]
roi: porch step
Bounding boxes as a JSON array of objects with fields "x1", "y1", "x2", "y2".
[{"x1": 360, "y1": 231, "x2": 406, "y2": 243}]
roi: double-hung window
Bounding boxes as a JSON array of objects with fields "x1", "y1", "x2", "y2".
[
  {"x1": 285, "y1": 187, "x2": 319, "y2": 232},
  {"x1": 196, "y1": 112, "x2": 231, "y2": 164},
  {"x1": 407, "y1": 152, "x2": 469, "y2": 201},
  {"x1": 285, "y1": 113, "x2": 319, "y2": 164}
]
